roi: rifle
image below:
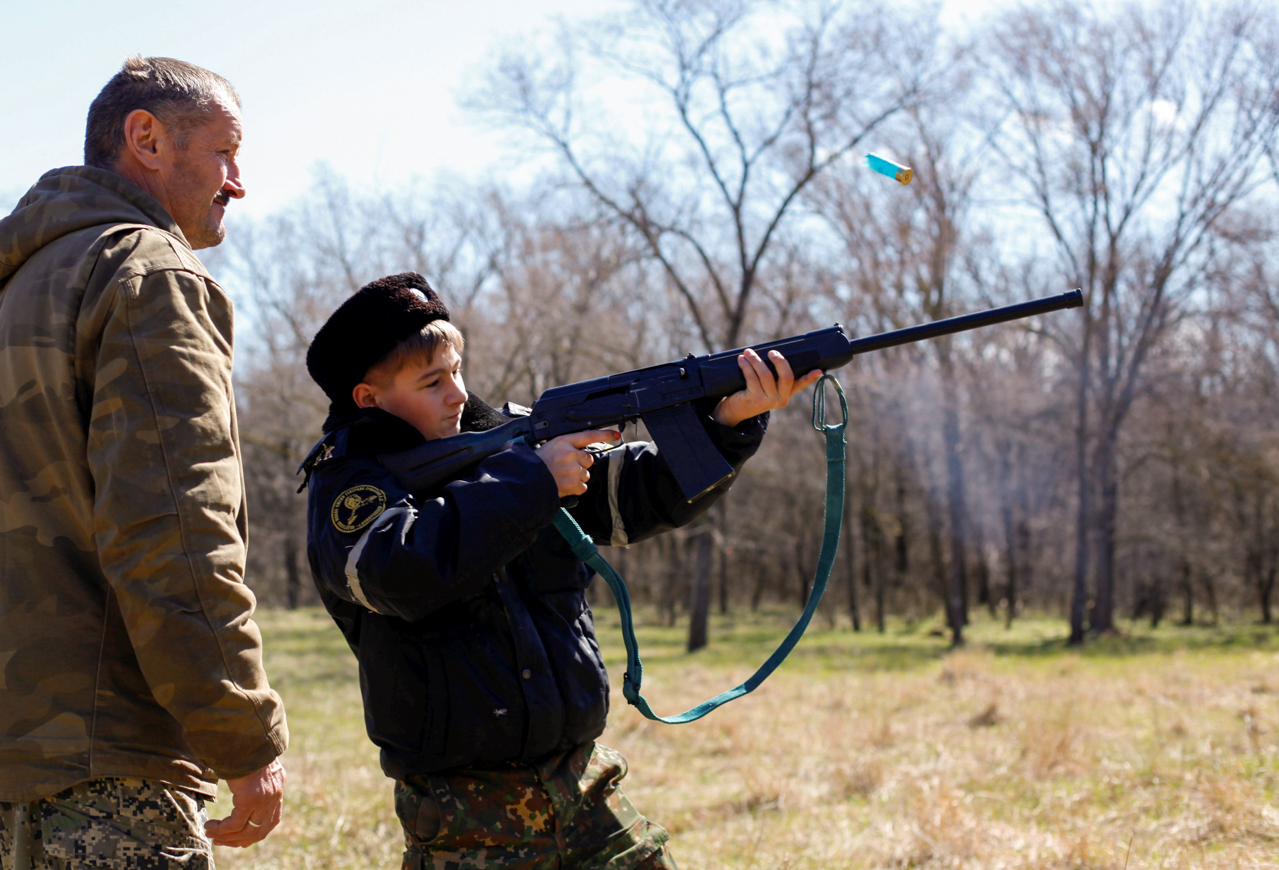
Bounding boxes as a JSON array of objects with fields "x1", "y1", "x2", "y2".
[{"x1": 381, "y1": 289, "x2": 1083, "y2": 500}]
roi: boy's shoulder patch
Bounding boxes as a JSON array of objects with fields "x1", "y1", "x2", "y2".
[{"x1": 331, "y1": 484, "x2": 388, "y2": 534}]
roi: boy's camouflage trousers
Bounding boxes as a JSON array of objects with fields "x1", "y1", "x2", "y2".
[
  {"x1": 395, "y1": 742, "x2": 676, "y2": 870},
  {"x1": 0, "y1": 778, "x2": 211, "y2": 870}
]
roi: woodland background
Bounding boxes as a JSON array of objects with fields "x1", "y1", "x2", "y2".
[{"x1": 206, "y1": 0, "x2": 1279, "y2": 649}]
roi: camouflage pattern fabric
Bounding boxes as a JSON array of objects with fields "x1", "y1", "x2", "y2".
[
  {"x1": 0, "y1": 778, "x2": 212, "y2": 869},
  {"x1": 0, "y1": 166, "x2": 286, "y2": 802},
  {"x1": 395, "y1": 742, "x2": 675, "y2": 870}
]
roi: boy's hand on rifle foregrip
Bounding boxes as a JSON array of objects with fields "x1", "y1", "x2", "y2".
[
  {"x1": 536, "y1": 430, "x2": 621, "y2": 497},
  {"x1": 712, "y1": 348, "x2": 824, "y2": 429}
]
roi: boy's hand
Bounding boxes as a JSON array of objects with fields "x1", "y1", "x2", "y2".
[
  {"x1": 536, "y1": 430, "x2": 621, "y2": 497},
  {"x1": 711, "y1": 348, "x2": 824, "y2": 429}
]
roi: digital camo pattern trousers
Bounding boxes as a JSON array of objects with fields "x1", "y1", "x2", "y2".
[
  {"x1": 0, "y1": 778, "x2": 212, "y2": 870},
  {"x1": 395, "y1": 742, "x2": 677, "y2": 870}
]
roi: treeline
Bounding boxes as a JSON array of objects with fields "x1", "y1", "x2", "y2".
[{"x1": 214, "y1": 0, "x2": 1279, "y2": 647}]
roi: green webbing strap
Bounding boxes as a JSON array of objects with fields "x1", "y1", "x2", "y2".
[{"x1": 553, "y1": 375, "x2": 848, "y2": 724}]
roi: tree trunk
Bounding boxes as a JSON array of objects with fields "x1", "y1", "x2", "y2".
[
  {"x1": 941, "y1": 398, "x2": 968, "y2": 646},
  {"x1": 844, "y1": 480, "x2": 861, "y2": 632},
  {"x1": 717, "y1": 501, "x2": 730, "y2": 615},
  {"x1": 1069, "y1": 291, "x2": 1094, "y2": 647},
  {"x1": 925, "y1": 500, "x2": 948, "y2": 630},
  {"x1": 1179, "y1": 558, "x2": 1194, "y2": 626},
  {"x1": 795, "y1": 530, "x2": 814, "y2": 608},
  {"x1": 687, "y1": 529, "x2": 714, "y2": 652},
  {"x1": 1070, "y1": 424, "x2": 1091, "y2": 645},
  {"x1": 1261, "y1": 565, "x2": 1275, "y2": 625},
  {"x1": 1171, "y1": 453, "x2": 1193, "y2": 627},
  {"x1": 998, "y1": 441, "x2": 1018, "y2": 629},
  {"x1": 1254, "y1": 506, "x2": 1275, "y2": 625},
  {"x1": 284, "y1": 533, "x2": 302, "y2": 610},
  {"x1": 1090, "y1": 435, "x2": 1120, "y2": 634},
  {"x1": 717, "y1": 544, "x2": 730, "y2": 615},
  {"x1": 973, "y1": 525, "x2": 994, "y2": 619},
  {"x1": 1149, "y1": 581, "x2": 1164, "y2": 629},
  {"x1": 661, "y1": 535, "x2": 681, "y2": 627},
  {"x1": 689, "y1": 502, "x2": 731, "y2": 649},
  {"x1": 891, "y1": 464, "x2": 909, "y2": 634},
  {"x1": 1203, "y1": 572, "x2": 1219, "y2": 625}
]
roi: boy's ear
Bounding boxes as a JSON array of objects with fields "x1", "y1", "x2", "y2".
[{"x1": 352, "y1": 382, "x2": 380, "y2": 409}]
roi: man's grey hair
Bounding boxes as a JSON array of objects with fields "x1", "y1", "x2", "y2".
[{"x1": 84, "y1": 56, "x2": 240, "y2": 170}]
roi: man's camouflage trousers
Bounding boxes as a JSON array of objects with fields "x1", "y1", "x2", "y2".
[
  {"x1": 0, "y1": 778, "x2": 212, "y2": 870},
  {"x1": 394, "y1": 742, "x2": 676, "y2": 870}
]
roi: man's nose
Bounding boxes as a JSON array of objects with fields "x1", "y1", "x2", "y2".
[{"x1": 224, "y1": 162, "x2": 246, "y2": 200}]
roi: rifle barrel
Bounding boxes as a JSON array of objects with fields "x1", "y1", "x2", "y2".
[{"x1": 847, "y1": 289, "x2": 1082, "y2": 356}]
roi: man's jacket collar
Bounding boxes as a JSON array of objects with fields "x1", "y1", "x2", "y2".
[{"x1": 0, "y1": 166, "x2": 188, "y2": 290}]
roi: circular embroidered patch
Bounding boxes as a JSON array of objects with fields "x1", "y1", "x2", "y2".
[{"x1": 331, "y1": 485, "x2": 387, "y2": 534}]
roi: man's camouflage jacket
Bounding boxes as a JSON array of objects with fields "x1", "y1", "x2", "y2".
[{"x1": 0, "y1": 166, "x2": 287, "y2": 801}]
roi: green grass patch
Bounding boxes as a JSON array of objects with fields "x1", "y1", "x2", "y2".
[{"x1": 213, "y1": 606, "x2": 1279, "y2": 869}]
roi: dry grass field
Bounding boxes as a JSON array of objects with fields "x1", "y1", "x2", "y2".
[{"x1": 212, "y1": 608, "x2": 1279, "y2": 869}]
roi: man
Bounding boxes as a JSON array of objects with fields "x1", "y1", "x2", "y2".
[{"x1": 0, "y1": 57, "x2": 287, "y2": 868}]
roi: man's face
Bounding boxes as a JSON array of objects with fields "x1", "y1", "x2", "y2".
[
  {"x1": 360, "y1": 346, "x2": 468, "y2": 442},
  {"x1": 160, "y1": 97, "x2": 244, "y2": 249}
]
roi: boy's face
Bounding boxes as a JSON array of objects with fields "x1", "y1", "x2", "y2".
[{"x1": 355, "y1": 345, "x2": 468, "y2": 441}]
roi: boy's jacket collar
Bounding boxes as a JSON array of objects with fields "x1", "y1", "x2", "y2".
[
  {"x1": 319, "y1": 393, "x2": 508, "y2": 436},
  {"x1": 302, "y1": 394, "x2": 511, "y2": 484}
]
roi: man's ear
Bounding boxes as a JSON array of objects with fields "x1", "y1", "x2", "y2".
[
  {"x1": 121, "y1": 109, "x2": 168, "y2": 171},
  {"x1": 352, "y1": 382, "x2": 379, "y2": 409}
]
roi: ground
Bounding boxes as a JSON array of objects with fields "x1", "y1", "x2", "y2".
[{"x1": 212, "y1": 608, "x2": 1279, "y2": 869}]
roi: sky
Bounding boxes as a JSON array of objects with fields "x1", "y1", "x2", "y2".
[
  {"x1": 2, "y1": 0, "x2": 1011, "y2": 219},
  {"x1": 1, "y1": 0, "x2": 624, "y2": 216}
]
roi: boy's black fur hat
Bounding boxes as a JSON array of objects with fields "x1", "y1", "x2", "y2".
[{"x1": 307, "y1": 272, "x2": 451, "y2": 416}]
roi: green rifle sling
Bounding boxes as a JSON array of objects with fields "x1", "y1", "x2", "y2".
[{"x1": 552, "y1": 374, "x2": 848, "y2": 724}]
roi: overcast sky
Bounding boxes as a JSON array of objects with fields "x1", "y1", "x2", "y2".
[{"x1": 3, "y1": 0, "x2": 1012, "y2": 218}]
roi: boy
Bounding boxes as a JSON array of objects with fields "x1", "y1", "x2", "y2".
[{"x1": 301, "y1": 273, "x2": 819, "y2": 869}]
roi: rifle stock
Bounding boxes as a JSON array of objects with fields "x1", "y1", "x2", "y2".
[{"x1": 381, "y1": 289, "x2": 1082, "y2": 500}]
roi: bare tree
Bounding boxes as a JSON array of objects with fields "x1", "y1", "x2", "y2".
[
  {"x1": 983, "y1": 0, "x2": 1279, "y2": 642},
  {"x1": 476, "y1": 0, "x2": 937, "y2": 650},
  {"x1": 808, "y1": 101, "x2": 992, "y2": 644},
  {"x1": 200, "y1": 0, "x2": 1279, "y2": 638}
]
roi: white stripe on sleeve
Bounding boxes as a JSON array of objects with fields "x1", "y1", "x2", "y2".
[{"x1": 344, "y1": 506, "x2": 414, "y2": 612}]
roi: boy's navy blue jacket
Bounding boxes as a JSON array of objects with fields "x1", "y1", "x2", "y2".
[{"x1": 302, "y1": 396, "x2": 765, "y2": 780}]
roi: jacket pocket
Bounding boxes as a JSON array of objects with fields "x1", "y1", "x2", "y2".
[{"x1": 393, "y1": 777, "x2": 445, "y2": 846}]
